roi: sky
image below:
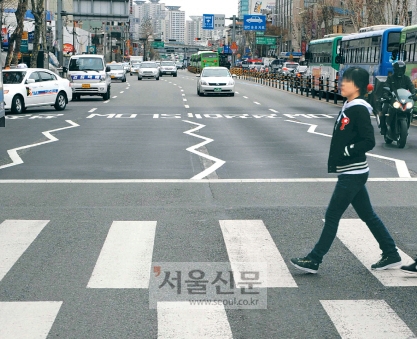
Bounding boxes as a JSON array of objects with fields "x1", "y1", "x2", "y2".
[{"x1": 164, "y1": 0, "x2": 239, "y2": 21}]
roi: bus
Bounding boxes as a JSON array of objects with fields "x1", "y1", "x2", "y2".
[
  {"x1": 399, "y1": 24, "x2": 417, "y2": 89},
  {"x1": 305, "y1": 34, "x2": 346, "y2": 95},
  {"x1": 190, "y1": 51, "x2": 219, "y2": 70},
  {"x1": 336, "y1": 25, "x2": 403, "y2": 90},
  {"x1": 398, "y1": 24, "x2": 417, "y2": 115}
]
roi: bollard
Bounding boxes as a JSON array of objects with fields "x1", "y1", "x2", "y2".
[
  {"x1": 334, "y1": 77, "x2": 338, "y2": 104},
  {"x1": 318, "y1": 77, "x2": 323, "y2": 100},
  {"x1": 326, "y1": 77, "x2": 330, "y2": 102},
  {"x1": 312, "y1": 76, "x2": 315, "y2": 98}
]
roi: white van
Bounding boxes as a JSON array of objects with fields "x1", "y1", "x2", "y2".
[{"x1": 67, "y1": 54, "x2": 111, "y2": 100}]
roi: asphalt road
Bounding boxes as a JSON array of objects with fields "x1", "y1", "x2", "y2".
[{"x1": 0, "y1": 70, "x2": 417, "y2": 339}]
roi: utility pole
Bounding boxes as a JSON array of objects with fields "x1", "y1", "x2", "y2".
[
  {"x1": 231, "y1": 15, "x2": 237, "y2": 66},
  {"x1": 57, "y1": 0, "x2": 63, "y2": 66}
]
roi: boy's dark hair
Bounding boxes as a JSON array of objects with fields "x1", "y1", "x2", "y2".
[{"x1": 342, "y1": 67, "x2": 369, "y2": 96}]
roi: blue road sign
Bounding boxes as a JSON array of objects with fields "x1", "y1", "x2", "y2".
[
  {"x1": 202, "y1": 14, "x2": 214, "y2": 30},
  {"x1": 243, "y1": 15, "x2": 266, "y2": 31}
]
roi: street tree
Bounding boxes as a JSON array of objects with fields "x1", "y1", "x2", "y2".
[
  {"x1": 29, "y1": 0, "x2": 46, "y2": 67},
  {"x1": 5, "y1": 0, "x2": 28, "y2": 67}
]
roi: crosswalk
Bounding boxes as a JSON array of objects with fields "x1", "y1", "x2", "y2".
[{"x1": 0, "y1": 218, "x2": 416, "y2": 338}]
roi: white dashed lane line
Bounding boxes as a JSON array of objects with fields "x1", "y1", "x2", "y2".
[
  {"x1": 243, "y1": 96, "x2": 248, "y2": 99},
  {"x1": 88, "y1": 108, "x2": 97, "y2": 113},
  {"x1": 269, "y1": 109, "x2": 279, "y2": 113},
  {"x1": 120, "y1": 91, "x2": 124, "y2": 93},
  {"x1": 112, "y1": 96, "x2": 117, "y2": 99},
  {"x1": 185, "y1": 105, "x2": 190, "y2": 108},
  {"x1": 254, "y1": 102, "x2": 261, "y2": 105}
]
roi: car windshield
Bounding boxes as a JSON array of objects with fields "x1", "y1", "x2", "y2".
[
  {"x1": 69, "y1": 57, "x2": 104, "y2": 71},
  {"x1": 286, "y1": 64, "x2": 299, "y2": 69},
  {"x1": 132, "y1": 63, "x2": 141, "y2": 67},
  {"x1": 2, "y1": 71, "x2": 26, "y2": 84},
  {"x1": 202, "y1": 69, "x2": 230, "y2": 77},
  {"x1": 108, "y1": 64, "x2": 123, "y2": 70},
  {"x1": 141, "y1": 63, "x2": 157, "y2": 68},
  {"x1": 161, "y1": 62, "x2": 175, "y2": 66}
]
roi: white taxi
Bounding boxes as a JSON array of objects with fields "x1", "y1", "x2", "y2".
[{"x1": 3, "y1": 68, "x2": 72, "y2": 114}]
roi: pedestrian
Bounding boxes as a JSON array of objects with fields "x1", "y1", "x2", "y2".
[{"x1": 290, "y1": 66, "x2": 402, "y2": 274}]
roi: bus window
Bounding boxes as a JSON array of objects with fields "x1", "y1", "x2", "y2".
[{"x1": 387, "y1": 32, "x2": 400, "y2": 51}]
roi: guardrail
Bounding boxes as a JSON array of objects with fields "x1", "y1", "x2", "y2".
[{"x1": 229, "y1": 68, "x2": 343, "y2": 105}]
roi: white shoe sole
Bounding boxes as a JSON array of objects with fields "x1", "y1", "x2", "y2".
[
  {"x1": 372, "y1": 261, "x2": 402, "y2": 270},
  {"x1": 290, "y1": 261, "x2": 318, "y2": 274},
  {"x1": 400, "y1": 269, "x2": 417, "y2": 275}
]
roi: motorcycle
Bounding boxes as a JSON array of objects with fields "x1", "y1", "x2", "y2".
[{"x1": 379, "y1": 87, "x2": 414, "y2": 148}]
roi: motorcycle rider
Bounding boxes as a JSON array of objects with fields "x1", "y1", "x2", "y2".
[{"x1": 379, "y1": 61, "x2": 416, "y2": 135}]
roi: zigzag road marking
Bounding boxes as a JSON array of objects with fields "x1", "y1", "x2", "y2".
[
  {"x1": 183, "y1": 120, "x2": 225, "y2": 180},
  {"x1": 0, "y1": 120, "x2": 79, "y2": 170},
  {"x1": 286, "y1": 120, "x2": 411, "y2": 178}
]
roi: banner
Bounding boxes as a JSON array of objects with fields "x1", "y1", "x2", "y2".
[{"x1": 250, "y1": 0, "x2": 276, "y2": 14}]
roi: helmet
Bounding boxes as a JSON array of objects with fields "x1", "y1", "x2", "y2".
[{"x1": 393, "y1": 61, "x2": 406, "y2": 77}]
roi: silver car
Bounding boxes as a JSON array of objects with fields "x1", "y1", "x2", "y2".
[
  {"x1": 196, "y1": 67, "x2": 236, "y2": 96},
  {"x1": 159, "y1": 61, "x2": 177, "y2": 77},
  {"x1": 130, "y1": 63, "x2": 141, "y2": 76},
  {"x1": 107, "y1": 63, "x2": 126, "y2": 82},
  {"x1": 138, "y1": 62, "x2": 160, "y2": 80}
]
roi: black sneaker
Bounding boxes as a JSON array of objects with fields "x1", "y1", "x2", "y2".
[
  {"x1": 290, "y1": 257, "x2": 319, "y2": 274},
  {"x1": 371, "y1": 254, "x2": 402, "y2": 270},
  {"x1": 400, "y1": 260, "x2": 417, "y2": 275}
]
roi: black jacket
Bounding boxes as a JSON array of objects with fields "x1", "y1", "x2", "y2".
[
  {"x1": 386, "y1": 74, "x2": 416, "y2": 95},
  {"x1": 328, "y1": 98, "x2": 375, "y2": 173}
]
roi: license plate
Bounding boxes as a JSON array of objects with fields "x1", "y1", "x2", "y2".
[
  {"x1": 166, "y1": 72, "x2": 171, "y2": 74},
  {"x1": 111, "y1": 75, "x2": 115, "y2": 78},
  {"x1": 214, "y1": 88, "x2": 222, "y2": 92},
  {"x1": 81, "y1": 84, "x2": 90, "y2": 88}
]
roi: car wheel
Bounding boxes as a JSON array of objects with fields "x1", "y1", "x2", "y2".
[
  {"x1": 197, "y1": 88, "x2": 203, "y2": 96},
  {"x1": 103, "y1": 88, "x2": 110, "y2": 101},
  {"x1": 138, "y1": 77, "x2": 142, "y2": 80},
  {"x1": 156, "y1": 76, "x2": 159, "y2": 81},
  {"x1": 230, "y1": 93, "x2": 235, "y2": 97},
  {"x1": 11, "y1": 95, "x2": 24, "y2": 114},
  {"x1": 173, "y1": 73, "x2": 177, "y2": 77},
  {"x1": 54, "y1": 92, "x2": 67, "y2": 111},
  {"x1": 160, "y1": 74, "x2": 163, "y2": 77},
  {"x1": 130, "y1": 73, "x2": 132, "y2": 76}
]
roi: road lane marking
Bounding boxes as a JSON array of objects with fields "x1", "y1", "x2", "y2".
[
  {"x1": 112, "y1": 96, "x2": 117, "y2": 98},
  {"x1": 243, "y1": 96, "x2": 248, "y2": 99},
  {"x1": 183, "y1": 120, "x2": 225, "y2": 180},
  {"x1": 1, "y1": 178, "x2": 417, "y2": 183},
  {"x1": 219, "y1": 220, "x2": 297, "y2": 288},
  {"x1": 336, "y1": 219, "x2": 417, "y2": 286},
  {"x1": 88, "y1": 108, "x2": 97, "y2": 113},
  {"x1": 183, "y1": 99, "x2": 187, "y2": 102},
  {"x1": 254, "y1": 101, "x2": 261, "y2": 105},
  {"x1": 0, "y1": 120, "x2": 80, "y2": 170},
  {"x1": 87, "y1": 221, "x2": 157, "y2": 288},
  {"x1": 286, "y1": 120, "x2": 411, "y2": 178},
  {"x1": 103, "y1": 100, "x2": 110, "y2": 103},
  {"x1": 321, "y1": 300, "x2": 416, "y2": 338},
  {"x1": 120, "y1": 91, "x2": 124, "y2": 93},
  {"x1": 0, "y1": 301, "x2": 63, "y2": 339},
  {"x1": 182, "y1": 94, "x2": 185, "y2": 96},
  {"x1": 0, "y1": 220, "x2": 49, "y2": 281},
  {"x1": 269, "y1": 109, "x2": 279, "y2": 113},
  {"x1": 184, "y1": 105, "x2": 190, "y2": 108},
  {"x1": 157, "y1": 302, "x2": 233, "y2": 338}
]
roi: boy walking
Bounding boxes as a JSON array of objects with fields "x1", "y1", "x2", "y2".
[{"x1": 290, "y1": 67, "x2": 401, "y2": 273}]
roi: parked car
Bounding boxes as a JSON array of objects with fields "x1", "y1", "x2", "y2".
[
  {"x1": 159, "y1": 61, "x2": 177, "y2": 77},
  {"x1": 249, "y1": 61, "x2": 264, "y2": 72},
  {"x1": 196, "y1": 66, "x2": 236, "y2": 97},
  {"x1": 3, "y1": 67, "x2": 72, "y2": 114},
  {"x1": 138, "y1": 62, "x2": 160, "y2": 80}
]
